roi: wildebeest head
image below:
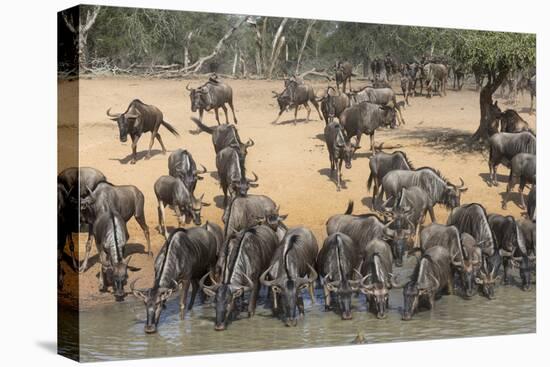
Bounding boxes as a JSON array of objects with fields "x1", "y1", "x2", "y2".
[
  {"x1": 200, "y1": 271, "x2": 252, "y2": 331},
  {"x1": 256, "y1": 206, "x2": 288, "y2": 232},
  {"x1": 260, "y1": 264, "x2": 317, "y2": 326},
  {"x1": 230, "y1": 172, "x2": 259, "y2": 198},
  {"x1": 272, "y1": 90, "x2": 291, "y2": 112},
  {"x1": 324, "y1": 274, "x2": 360, "y2": 320},
  {"x1": 359, "y1": 262, "x2": 395, "y2": 319},
  {"x1": 402, "y1": 281, "x2": 420, "y2": 321},
  {"x1": 488, "y1": 100, "x2": 502, "y2": 135},
  {"x1": 186, "y1": 84, "x2": 210, "y2": 112},
  {"x1": 381, "y1": 211, "x2": 413, "y2": 267},
  {"x1": 476, "y1": 255, "x2": 501, "y2": 300},
  {"x1": 184, "y1": 194, "x2": 210, "y2": 226},
  {"x1": 402, "y1": 256, "x2": 440, "y2": 320},
  {"x1": 79, "y1": 186, "x2": 97, "y2": 225},
  {"x1": 107, "y1": 107, "x2": 140, "y2": 143},
  {"x1": 337, "y1": 135, "x2": 360, "y2": 169},
  {"x1": 131, "y1": 279, "x2": 174, "y2": 334},
  {"x1": 177, "y1": 164, "x2": 207, "y2": 193},
  {"x1": 102, "y1": 256, "x2": 139, "y2": 302},
  {"x1": 442, "y1": 178, "x2": 468, "y2": 209},
  {"x1": 457, "y1": 234, "x2": 482, "y2": 299}
]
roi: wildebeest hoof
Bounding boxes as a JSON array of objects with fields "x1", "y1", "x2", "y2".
[
  {"x1": 130, "y1": 160, "x2": 136, "y2": 165},
  {"x1": 144, "y1": 155, "x2": 151, "y2": 160},
  {"x1": 502, "y1": 203, "x2": 507, "y2": 210}
]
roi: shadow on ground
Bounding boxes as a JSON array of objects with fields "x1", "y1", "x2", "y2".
[{"x1": 395, "y1": 127, "x2": 486, "y2": 155}]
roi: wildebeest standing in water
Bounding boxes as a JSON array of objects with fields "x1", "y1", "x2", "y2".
[
  {"x1": 502, "y1": 153, "x2": 535, "y2": 210},
  {"x1": 334, "y1": 61, "x2": 354, "y2": 92},
  {"x1": 131, "y1": 227, "x2": 218, "y2": 333},
  {"x1": 488, "y1": 214, "x2": 533, "y2": 291},
  {"x1": 107, "y1": 99, "x2": 179, "y2": 164},
  {"x1": 154, "y1": 175, "x2": 209, "y2": 237},
  {"x1": 271, "y1": 78, "x2": 323, "y2": 124},
  {"x1": 380, "y1": 167, "x2": 467, "y2": 222},
  {"x1": 317, "y1": 232, "x2": 362, "y2": 320},
  {"x1": 260, "y1": 227, "x2": 319, "y2": 326},
  {"x1": 359, "y1": 239, "x2": 396, "y2": 319},
  {"x1": 487, "y1": 131, "x2": 536, "y2": 186},
  {"x1": 446, "y1": 203, "x2": 500, "y2": 299},
  {"x1": 324, "y1": 122, "x2": 359, "y2": 191},
  {"x1": 200, "y1": 225, "x2": 278, "y2": 331},
  {"x1": 168, "y1": 149, "x2": 207, "y2": 195},
  {"x1": 186, "y1": 75, "x2": 238, "y2": 125},
  {"x1": 190, "y1": 117, "x2": 254, "y2": 155},
  {"x1": 79, "y1": 182, "x2": 152, "y2": 272},
  {"x1": 216, "y1": 145, "x2": 259, "y2": 205},
  {"x1": 93, "y1": 210, "x2": 139, "y2": 302},
  {"x1": 339, "y1": 101, "x2": 397, "y2": 155},
  {"x1": 401, "y1": 246, "x2": 452, "y2": 320},
  {"x1": 367, "y1": 149, "x2": 415, "y2": 203}
]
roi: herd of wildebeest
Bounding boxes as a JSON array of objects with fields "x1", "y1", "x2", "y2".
[{"x1": 58, "y1": 57, "x2": 536, "y2": 334}]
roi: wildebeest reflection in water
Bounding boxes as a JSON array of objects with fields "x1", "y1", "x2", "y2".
[{"x1": 60, "y1": 255, "x2": 535, "y2": 362}]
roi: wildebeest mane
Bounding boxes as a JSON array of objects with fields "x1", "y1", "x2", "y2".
[
  {"x1": 449, "y1": 203, "x2": 495, "y2": 256},
  {"x1": 155, "y1": 228, "x2": 187, "y2": 288},
  {"x1": 394, "y1": 151, "x2": 415, "y2": 170}
]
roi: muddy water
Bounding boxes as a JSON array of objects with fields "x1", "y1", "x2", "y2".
[{"x1": 59, "y1": 259, "x2": 535, "y2": 362}]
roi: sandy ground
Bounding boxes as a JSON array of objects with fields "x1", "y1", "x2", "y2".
[{"x1": 57, "y1": 76, "x2": 535, "y2": 309}]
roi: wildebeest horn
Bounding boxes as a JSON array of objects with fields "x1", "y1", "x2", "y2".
[
  {"x1": 186, "y1": 83, "x2": 193, "y2": 91},
  {"x1": 199, "y1": 271, "x2": 219, "y2": 296},
  {"x1": 272, "y1": 91, "x2": 280, "y2": 98},
  {"x1": 106, "y1": 107, "x2": 121, "y2": 118},
  {"x1": 298, "y1": 264, "x2": 318, "y2": 285},
  {"x1": 457, "y1": 177, "x2": 468, "y2": 191},
  {"x1": 259, "y1": 265, "x2": 278, "y2": 287},
  {"x1": 239, "y1": 272, "x2": 254, "y2": 292},
  {"x1": 247, "y1": 172, "x2": 259, "y2": 183},
  {"x1": 245, "y1": 138, "x2": 255, "y2": 147},
  {"x1": 194, "y1": 164, "x2": 208, "y2": 175}
]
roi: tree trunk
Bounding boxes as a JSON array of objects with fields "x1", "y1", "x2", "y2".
[
  {"x1": 268, "y1": 36, "x2": 285, "y2": 79},
  {"x1": 232, "y1": 48, "x2": 239, "y2": 76},
  {"x1": 62, "y1": 5, "x2": 101, "y2": 71},
  {"x1": 472, "y1": 69, "x2": 509, "y2": 141},
  {"x1": 295, "y1": 20, "x2": 316, "y2": 75}
]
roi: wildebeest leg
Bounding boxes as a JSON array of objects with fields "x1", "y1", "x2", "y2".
[
  {"x1": 134, "y1": 203, "x2": 152, "y2": 256},
  {"x1": 428, "y1": 206, "x2": 437, "y2": 223},
  {"x1": 323, "y1": 284, "x2": 331, "y2": 311},
  {"x1": 294, "y1": 105, "x2": 299, "y2": 125},
  {"x1": 304, "y1": 103, "x2": 312, "y2": 122},
  {"x1": 68, "y1": 233, "x2": 78, "y2": 271},
  {"x1": 179, "y1": 280, "x2": 190, "y2": 320},
  {"x1": 174, "y1": 206, "x2": 185, "y2": 228},
  {"x1": 337, "y1": 158, "x2": 343, "y2": 191},
  {"x1": 130, "y1": 135, "x2": 139, "y2": 164},
  {"x1": 214, "y1": 108, "x2": 221, "y2": 125},
  {"x1": 188, "y1": 279, "x2": 199, "y2": 310},
  {"x1": 308, "y1": 283, "x2": 316, "y2": 304},
  {"x1": 502, "y1": 258, "x2": 511, "y2": 285},
  {"x1": 221, "y1": 105, "x2": 229, "y2": 124},
  {"x1": 79, "y1": 225, "x2": 94, "y2": 273},
  {"x1": 157, "y1": 200, "x2": 168, "y2": 238},
  {"x1": 369, "y1": 134, "x2": 375, "y2": 156},
  {"x1": 248, "y1": 283, "x2": 260, "y2": 317},
  {"x1": 98, "y1": 252, "x2": 108, "y2": 292},
  {"x1": 297, "y1": 295, "x2": 305, "y2": 316},
  {"x1": 228, "y1": 99, "x2": 238, "y2": 124},
  {"x1": 348, "y1": 77, "x2": 351, "y2": 93},
  {"x1": 271, "y1": 287, "x2": 279, "y2": 315},
  {"x1": 502, "y1": 173, "x2": 515, "y2": 210},
  {"x1": 518, "y1": 178, "x2": 527, "y2": 209},
  {"x1": 145, "y1": 128, "x2": 158, "y2": 160},
  {"x1": 155, "y1": 133, "x2": 167, "y2": 155},
  {"x1": 272, "y1": 109, "x2": 284, "y2": 124},
  {"x1": 311, "y1": 98, "x2": 323, "y2": 121}
]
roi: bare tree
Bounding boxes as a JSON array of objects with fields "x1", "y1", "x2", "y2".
[
  {"x1": 295, "y1": 20, "x2": 316, "y2": 74},
  {"x1": 267, "y1": 18, "x2": 289, "y2": 79},
  {"x1": 62, "y1": 5, "x2": 101, "y2": 70}
]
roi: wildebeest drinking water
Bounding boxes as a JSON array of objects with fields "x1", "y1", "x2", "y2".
[
  {"x1": 260, "y1": 227, "x2": 318, "y2": 326},
  {"x1": 131, "y1": 227, "x2": 218, "y2": 333},
  {"x1": 80, "y1": 181, "x2": 152, "y2": 272},
  {"x1": 200, "y1": 225, "x2": 278, "y2": 331},
  {"x1": 186, "y1": 75, "x2": 238, "y2": 125},
  {"x1": 324, "y1": 121, "x2": 359, "y2": 191},
  {"x1": 168, "y1": 149, "x2": 207, "y2": 195},
  {"x1": 106, "y1": 99, "x2": 179, "y2": 164}
]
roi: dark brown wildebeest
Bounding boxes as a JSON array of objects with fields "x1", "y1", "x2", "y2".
[
  {"x1": 335, "y1": 61, "x2": 354, "y2": 92},
  {"x1": 272, "y1": 78, "x2": 323, "y2": 125},
  {"x1": 502, "y1": 153, "x2": 535, "y2": 210},
  {"x1": 324, "y1": 122, "x2": 359, "y2": 191},
  {"x1": 186, "y1": 75, "x2": 238, "y2": 125},
  {"x1": 107, "y1": 99, "x2": 179, "y2": 164},
  {"x1": 168, "y1": 149, "x2": 207, "y2": 195}
]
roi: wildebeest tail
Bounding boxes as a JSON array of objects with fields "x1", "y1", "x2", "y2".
[
  {"x1": 190, "y1": 117, "x2": 214, "y2": 134},
  {"x1": 161, "y1": 120, "x2": 180, "y2": 136},
  {"x1": 344, "y1": 200, "x2": 354, "y2": 215},
  {"x1": 367, "y1": 171, "x2": 374, "y2": 191}
]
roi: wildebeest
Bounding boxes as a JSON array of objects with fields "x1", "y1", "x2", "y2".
[
  {"x1": 200, "y1": 225, "x2": 278, "y2": 331},
  {"x1": 317, "y1": 232, "x2": 362, "y2": 320},
  {"x1": 423, "y1": 63, "x2": 448, "y2": 98},
  {"x1": 447, "y1": 203, "x2": 500, "y2": 299},
  {"x1": 221, "y1": 194, "x2": 279, "y2": 240},
  {"x1": 488, "y1": 131, "x2": 536, "y2": 186},
  {"x1": 367, "y1": 149, "x2": 415, "y2": 203},
  {"x1": 216, "y1": 145, "x2": 259, "y2": 205},
  {"x1": 348, "y1": 87, "x2": 404, "y2": 125},
  {"x1": 359, "y1": 239, "x2": 396, "y2": 318},
  {"x1": 420, "y1": 224, "x2": 481, "y2": 299},
  {"x1": 106, "y1": 99, "x2": 179, "y2": 164},
  {"x1": 190, "y1": 117, "x2": 254, "y2": 155},
  {"x1": 488, "y1": 214, "x2": 532, "y2": 290},
  {"x1": 93, "y1": 210, "x2": 138, "y2": 301},
  {"x1": 153, "y1": 175, "x2": 209, "y2": 237},
  {"x1": 405, "y1": 62, "x2": 424, "y2": 96},
  {"x1": 131, "y1": 227, "x2": 218, "y2": 333},
  {"x1": 335, "y1": 61, "x2": 354, "y2": 92},
  {"x1": 518, "y1": 219, "x2": 536, "y2": 258},
  {"x1": 340, "y1": 102, "x2": 397, "y2": 154},
  {"x1": 400, "y1": 73, "x2": 413, "y2": 105},
  {"x1": 527, "y1": 185, "x2": 536, "y2": 221},
  {"x1": 260, "y1": 227, "x2": 318, "y2": 326},
  {"x1": 272, "y1": 78, "x2": 323, "y2": 124},
  {"x1": 380, "y1": 167, "x2": 468, "y2": 221},
  {"x1": 370, "y1": 57, "x2": 383, "y2": 80},
  {"x1": 186, "y1": 75, "x2": 238, "y2": 125},
  {"x1": 57, "y1": 166, "x2": 107, "y2": 200},
  {"x1": 57, "y1": 184, "x2": 76, "y2": 287},
  {"x1": 528, "y1": 75, "x2": 536, "y2": 114},
  {"x1": 318, "y1": 86, "x2": 350, "y2": 124},
  {"x1": 168, "y1": 149, "x2": 207, "y2": 194},
  {"x1": 499, "y1": 109, "x2": 531, "y2": 133},
  {"x1": 80, "y1": 181, "x2": 152, "y2": 272},
  {"x1": 502, "y1": 153, "x2": 535, "y2": 210},
  {"x1": 324, "y1": 122, "x2": 359, "y2": 191},
  {"x1": 401, "y1": 246, "x2": 452, "y2": 320}
]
